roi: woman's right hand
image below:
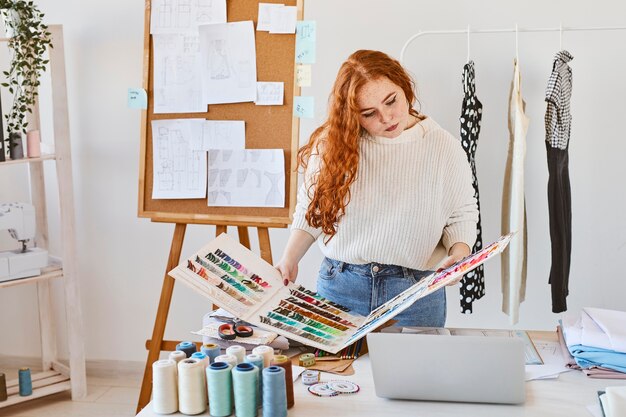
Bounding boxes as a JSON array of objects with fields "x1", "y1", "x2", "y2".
[{"x1": 276, "y1": 257, "x2": 298, "y2": 286}]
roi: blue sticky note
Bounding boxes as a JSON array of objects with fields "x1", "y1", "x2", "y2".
[
  {"x1": 294, "y1": 96, "x2": 314, "y2": 118},
  {"x1": 296, "y1": 21, "x2": 316, "y2": 64},
  {"x1": 128, "y1": 88, "x2": 148, "y2": 109}
]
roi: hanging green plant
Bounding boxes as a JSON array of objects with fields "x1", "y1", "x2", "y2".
[{"x1": 0, "y1": 0, "x2": 52, "y2": 150}]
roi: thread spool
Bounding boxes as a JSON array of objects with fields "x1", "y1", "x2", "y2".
[
  {"x1": 26, "y1": 130, "x2": 41, "y2": 158},
  {"x1": 207, "y1": 362, "x2": 233, "y2": 417},
  {"x1": 302, "y1": 370, "x2": 320, "y2": 385},
  {"x1": 0, "y1": 372, "x2": 7, "y2": 401},
  {"x1": 18, "y1": 368, "x2": 32, "y2": 396},
  {"x1": 191, "y1": 352, "x2": 209, "y2": 369},
  {"x1": 262, "y1": 366, "x2": 287, "y2": 417},
  {"x1": 232, "y1": 362, "x2": 259, "y2": 417},
  {"x1": 226, "y1": 345, "x2": 246, "y2": 364},
  {"x1": 201, "y1": 343, "x2": 220, "y2": 364},
  {"x1": 169, "y1": 350, "x2": 187, "y2": 364},
  {"x1": 176, "y1": 341, "x2": 197, "y2": 358},
  {"x1": 251, "y1": 345, "x2": 273, "y2": 368},
  {"x1": 152, "y1": 359, "x2": 178, "y2": 414},
  {"x1": 245, "y1": 353, "x2": 264, "y2": 407},
  {"x1": 214, "y1": 354, "x2": 238, "y2": 369},
  {"x1": 270, "y1": 355, "x2": 294, "y2": 409},
  {"x1": 177, "y1": 358, "x2": 207, "y2": 415}
]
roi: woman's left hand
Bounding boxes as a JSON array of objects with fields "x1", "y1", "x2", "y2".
[{"x1": 437, "y1": 242, "x2": 471, "y2": 286}]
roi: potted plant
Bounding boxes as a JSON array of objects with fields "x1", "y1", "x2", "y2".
[{"x1": 0, "y1": 0, "x2": 52, "y2": 159}]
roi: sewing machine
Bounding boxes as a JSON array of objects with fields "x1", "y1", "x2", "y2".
[{"x1": 0, "y1": 203, "x2": 48, "y2": 283}]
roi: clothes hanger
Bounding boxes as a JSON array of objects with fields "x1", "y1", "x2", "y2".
[
  {"x1": 559, "y1": 22, "x2": 563, "y2": 51},
  {"x1": 515, "y1": 23, "x2": 519, "y2": 64},
  {"x1": 467, "y1": 24, "x2": 471, "y2": 63}
]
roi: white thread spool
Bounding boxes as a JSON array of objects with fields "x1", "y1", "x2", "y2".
[
  {"x1": 214, "y1": 354, "x2": 238, "y2": 369},
  {"x1": 169, "y1": 351, "x2": 186, "y2": 364},
  {"x1": 225, "y1": 345, "x2": 246, "y2": 364},
  {"x1": 152, "y1": 360, "x2": 178, "y2": 414},
  {"x1": 177, "y1": 358, "x2": 207, "y2": 415},
  {"x1": 252, "y1": 345, "x2": 274, "y2": 368}
]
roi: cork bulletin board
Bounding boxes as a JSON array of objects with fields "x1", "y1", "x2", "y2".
[{"x1": 138, "y1": 0, "x2": 303, "y2": 226}]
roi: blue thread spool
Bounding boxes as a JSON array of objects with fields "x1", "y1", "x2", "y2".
[
  {"x1": 201, "y1": 343, "x2": 221, "y2": 364},
  {"x1": 18, "y1": 368, "x2": 32, "y2": 396},
  {"x1": 263, "y1": 366, "x2": 287, "y2": 417},
  {"x1": 176, "y1": 341, "x2": 197, "y2": 358},
  {"x1": 232, "y1": 362, "x2": 259, "y2": 417},
  {"x1": 191, "y1": 351, "x2": 208, "y2": 366},
  {"x1": 207, "y1": 362, "x2": 233, "y2": 417},
  {"x1": 245, "y1": 353, "x2": 264, "y2": 407}
]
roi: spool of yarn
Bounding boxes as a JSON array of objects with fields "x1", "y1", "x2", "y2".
[
  {"x1": 201, "y1": 343, "x2": 221, "y2": 364},
  {"x1": 176, "y1": 341, "x2": 197, "y2": 358},
  {"x1": 0, "y1": 372, "x2": 7, "y2": 401},
  {"x1": 169, "y1": 350, "x2": 187, "y2": 364},
  {"x1": 252, "y1": 345, "x2": 274, "y2": 368},
  {"x1": 214, "y1": 354, "x2": 238, "y2": 369},
  {"x1": 232, "y1": 363, "x2": 259, "y2": 417},
  {"x1": 262, "y1": 366, "x2": 287, "y2": 417},
  {"x1": 225, "y1": 345, "x2": 246, "y2": 364},
  {"x1": 245, "y1": 353, "x2": 264, "y2": 407},
  {"x1": 177, "y1": 358, "x2": 207, "y2": 415},
  {"x1": 270, "y1": 355, "x2": 294, "y2": 409},
  {"x1": 26, "y1": 130, "x2": 41, "y2": 158},
  {"x1": 152, "y1": 359, "x2": 178, "y2": 414},
  {"x1": 191, "y1": 352, "x2": 209, "y2": 369},
  {"x1": 18, "y1": 368, "x2": 32, "y2": 396},
  {"x1": 206, "y1": 362, "x2": 233, "y2": 417}
]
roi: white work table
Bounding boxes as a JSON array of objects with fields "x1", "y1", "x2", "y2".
[{"x1": 137, "y1": 332, "x2": 626, "y2": 417}]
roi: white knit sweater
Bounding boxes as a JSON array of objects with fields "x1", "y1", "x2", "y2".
[{"x1": 292, "y1": 117, "x2": 478, "y2": 270}]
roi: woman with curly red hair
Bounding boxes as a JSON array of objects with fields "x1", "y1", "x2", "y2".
[{"x1": 276, "y1": 50, "x2": 478, "y2": 327}]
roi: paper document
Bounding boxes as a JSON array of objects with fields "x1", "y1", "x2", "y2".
[
  {"x1": 269, "y1": 6, "x2": 297, "y2": 34},
  {"x1": 153, "y1": 34, "x2": 204, "y2": 113},
  {"x1": 199, "y1": 21, "x2": 257, "y2": 105},
  {"x1": 197, "y1": 121, "x2": 246, "y2": 150},
  {"x1": 168, "y1": 233, "x2": 513, "y2": 353},
  {"x1": 151, "y1": 119, "x2": 207, "y2": 199},
  {"x1": 257, "y1": 3, "x2": 284, "y2": 31},
  {"x1": 207, "y1": 149, "x2": 285, "y2": 207},
  {"x1": 255, "y1": 82, "x2": 284, "y2": 105},
  {"x1": 150, "y1": 0, "x2": 227, "y2": 34}
]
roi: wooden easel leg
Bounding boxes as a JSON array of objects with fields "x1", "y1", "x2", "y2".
[
  {"x1": 136, "y1": 223, "x2": 187, "y2": 414},
  {"x1": 258, "y1": 227, "x2": 273, "y2": 264},
  {"x1": 216, "y1": 225, "x2": 227, "y2": 235}
]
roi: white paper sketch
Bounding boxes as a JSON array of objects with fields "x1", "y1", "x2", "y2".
[
  {"x1": 207, "y1": 149, "x2": 284, "y2": 207},
  {"x1": 150, "y1": 0, "x2": 227, "y2": 34},
  {"x1": 152, "y1": 119, "x2": 207, "y2": 199},
  {"x1": 257, "y1": 3, "x2": 283, "y2": 31},
  {"x1": 255, "y1": 82, "x2": 284, "y2": 106},
  {"x1": 269, "y1": 5, "x2": 297, "y2": 34},
  {"x1": 196, "y1": 120, "x2": 246, "y2": 150},
  {"x1": 199, "y1": 21, "x2": 258, "y2": 104},
  {"x1": 153, "y1": 34, "x2": 205, "y2": 113}
]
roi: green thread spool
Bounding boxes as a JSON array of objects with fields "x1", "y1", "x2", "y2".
[
  {"x1": 232, "y1": 362, "x2": 259, "y2": 417},
  {"x1": 207, "y1": 362, "x2": 233, "y2": 417}
]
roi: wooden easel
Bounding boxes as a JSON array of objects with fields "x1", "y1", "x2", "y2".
[{"x1": 136, "y1": 222, "x2": 278, "y2": 413}]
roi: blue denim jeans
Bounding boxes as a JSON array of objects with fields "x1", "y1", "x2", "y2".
[{"x1": 316, "y1": 257, "x2": 446, "y2": 327}]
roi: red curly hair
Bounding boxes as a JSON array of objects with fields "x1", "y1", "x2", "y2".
[{"x1": 298, "y1": 50, "x2": 421, "y2": 241}]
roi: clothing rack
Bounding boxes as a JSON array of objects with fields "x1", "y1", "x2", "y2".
[{"x1": 400, "y1": 25, "x2": 626, "y2": 64}]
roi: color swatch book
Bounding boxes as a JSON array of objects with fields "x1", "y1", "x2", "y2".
[{"x1": 169, "y1": 232, "x2": 513, "y2": 353}]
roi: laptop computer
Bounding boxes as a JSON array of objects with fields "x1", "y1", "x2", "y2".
[{"x1": 366, "y1": 331, "x2": 526, "y2": 404}]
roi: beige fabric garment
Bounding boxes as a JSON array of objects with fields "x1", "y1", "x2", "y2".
[{"x1": 501, "y1": 59, "x2": 529, "y2": 324}]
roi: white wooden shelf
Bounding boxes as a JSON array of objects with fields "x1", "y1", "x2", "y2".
[
  {"x1": 0, "y1": 370, "x2": 71, "y2": 408},
  {"x1": 0, "y1": 154, "x2": 56, "y2": 166},
  {"x1": 0, "y1": 264, "x2": 63, "y2": 289},
  {"x1": 0, "y1": 24, "x2": 87, "y2": 409}
]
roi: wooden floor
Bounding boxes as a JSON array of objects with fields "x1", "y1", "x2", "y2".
[{"x1": 0, "y1": 356, "x2": 142, "y2": 417}]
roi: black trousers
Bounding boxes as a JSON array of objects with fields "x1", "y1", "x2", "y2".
[{"x1": 546, "y1": 144, "x2": 572, "y2": 313}]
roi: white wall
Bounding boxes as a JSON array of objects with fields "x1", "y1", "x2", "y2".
[{"x1": 1, "y1": 0, "x2": 625, "y2": 362}]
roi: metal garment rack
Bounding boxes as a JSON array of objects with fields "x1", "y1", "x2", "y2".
[{"x1": 400, "y1": 25, "x2": 626, "y2": 64}]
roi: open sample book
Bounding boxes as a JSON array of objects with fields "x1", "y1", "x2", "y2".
[{"x1": 169, "y1": 233, "x2": 513, "y2": 354}]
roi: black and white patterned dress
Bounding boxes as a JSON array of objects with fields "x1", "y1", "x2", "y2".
[{"x1": 459, "y1": 61, "x2": 485, "y2": 314}]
